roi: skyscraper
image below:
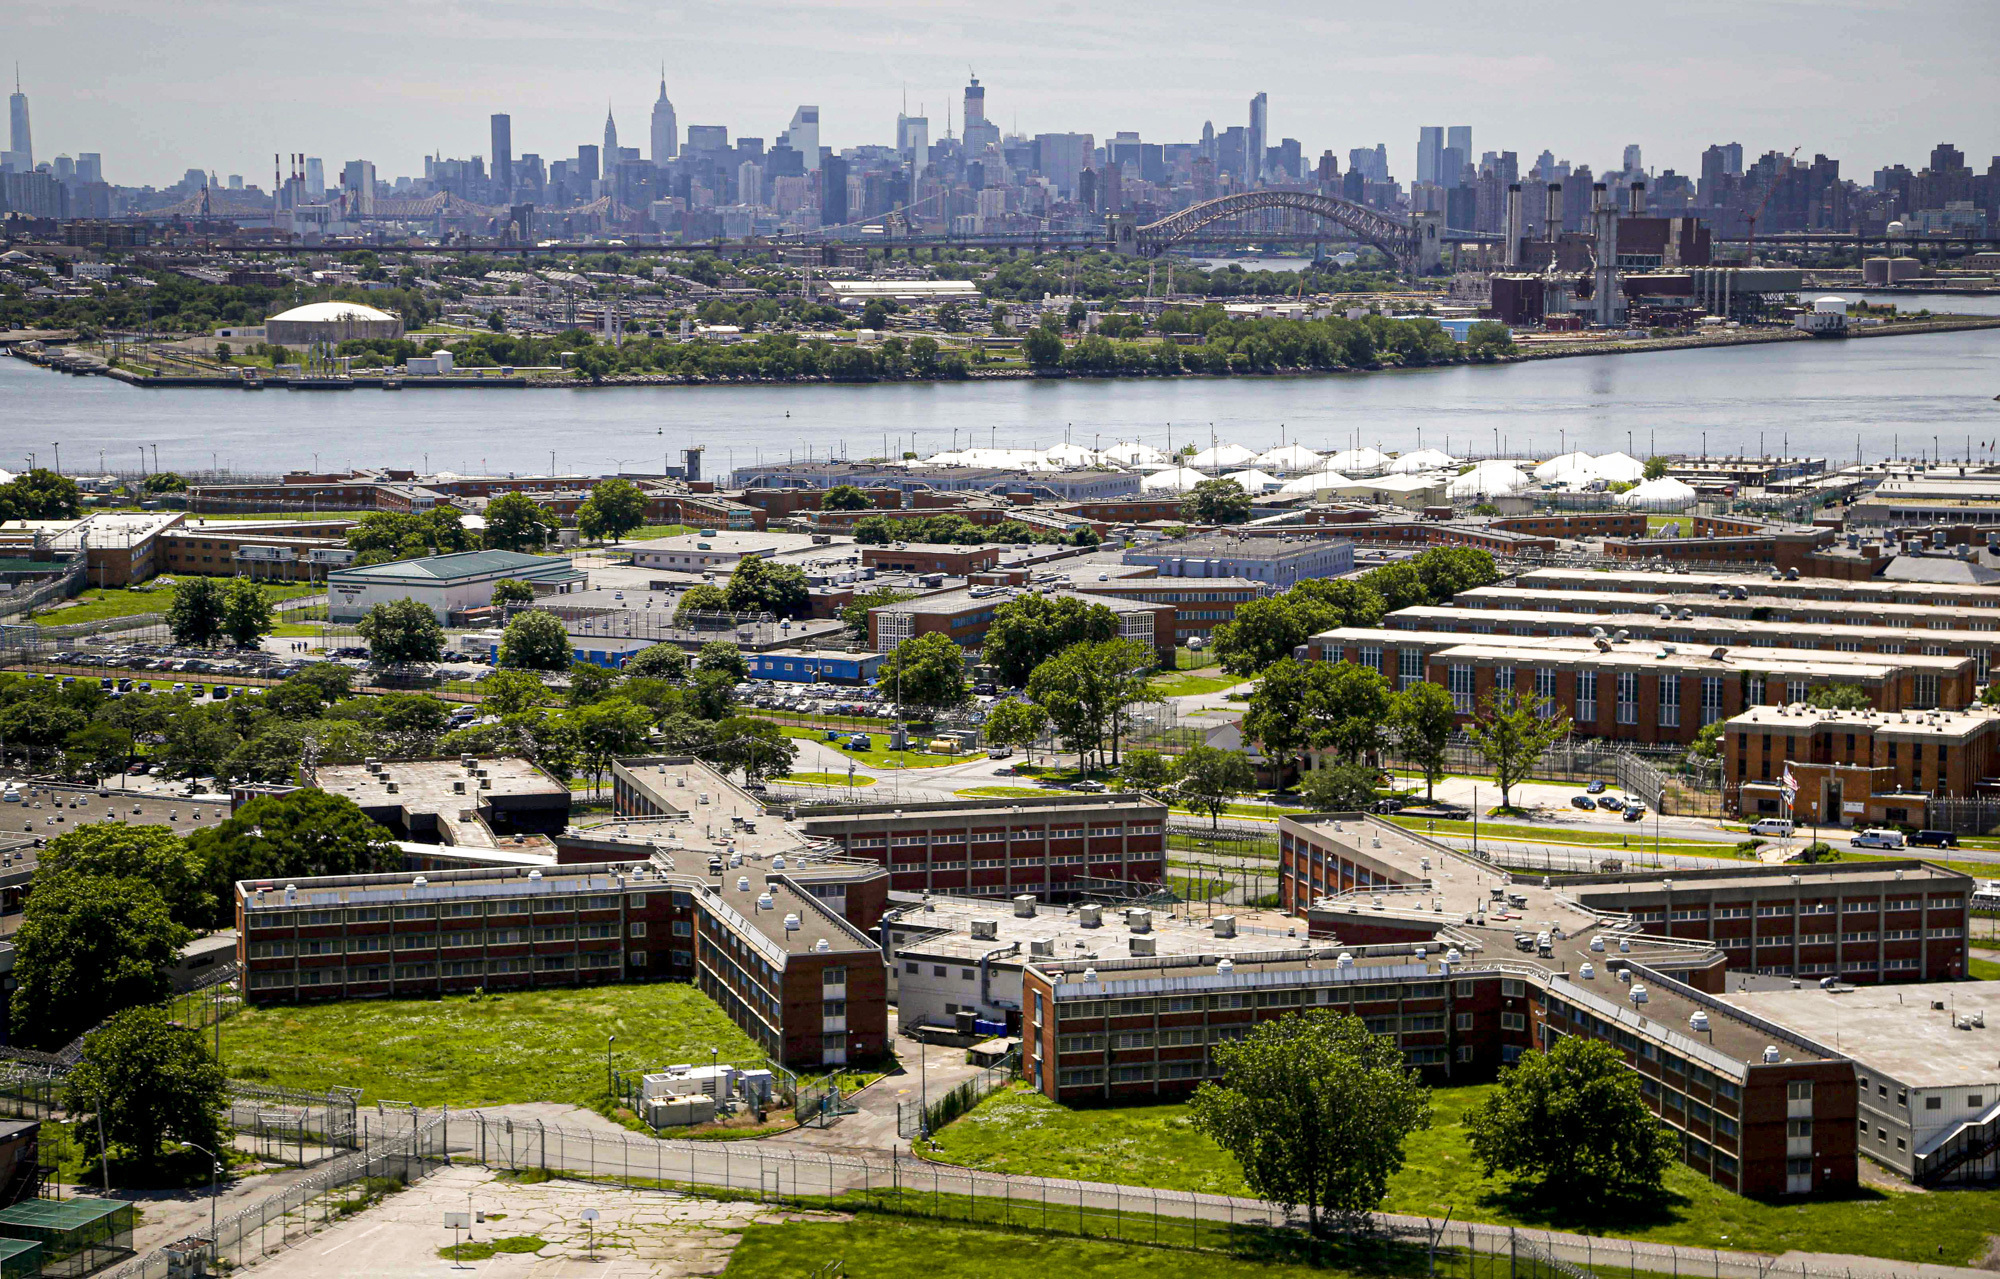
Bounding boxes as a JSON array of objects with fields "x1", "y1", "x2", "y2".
[
  {"x1": 783, "y1": 106, "x2": 819, "y2": 172},
  {"x1": 1447, "y1": 125, "x2": 1471, "y2": 162},
  {"x1": 6, "y1": 69, "x2": 30, "y2": 173},
  {"x1": 1417, "y1": 126, "x2": 1443, "y2": 186},
  {"x1": 897, "y1": 111, "x2": 929, "y2": 179},
  {"x1": 304, "y1": 157, "x2": 323, "y2": 199},
  {"x1": 490, "y1": 114, "x2": 513, "y2": 201},
  {"x1": 651, "y1": 70, "x2": 678, "y2": 165},
  {"x1": 1247, "y1": 92, "x2": 1267, "y2": 185},
  {"x1": 603, "y1": 107, "x2": 619, "y2": 172},
  {"x1": 1622, "y1": 143, "x2": 1643, "y2": 175},
  {"x1": 964, "y1": 76, "x2": 985, "y2": 130},
  {"x1": 962, "y1": 76, "x2": 999, "y2": 154},
  {"x1": 820, "y1": 153, "x2": 848, "y2": 226}
]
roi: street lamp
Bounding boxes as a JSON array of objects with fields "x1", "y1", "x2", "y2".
[
  {"x1": 182, "y1": 1141, "x2": 225, "y2": 1266},
  {"x1": 605, "y1": 1033, "x2": 617, "y2": 1096}
]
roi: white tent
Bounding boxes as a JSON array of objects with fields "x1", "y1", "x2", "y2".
[
  {"x1": 1590, "y1": 451, "x2": 1649, "y2": 483},
  {"x1": 1252, "y1": 443, "x2": 1324, "y2": 473},
  {"x1": 1220, "y1": 468, "x2": 1283, "y2": 493},
  {"x1": 1446, "y1": 463, "x2": 1532, "y2": 498},
  {"x1": 1325, "y1": 446, "x2": 1389, "y2": 474},
  {"x1": 1276, "y1": 470, "x2": 1350, "y2": 495},
  {"x1": 1040, "y1": 442, "x2": 1106, "y2": 468},
  {"x1": 1101, "y1": 440, "x2": 1169, "y2": 466},
  {"x1": 1187, "y1": 443, "x2": 1258, "y2": 470},
  {"x1": 1386, "y1": 448, "x2": 1460, "y2": 473},
  {"x1": 1614, "y1": 477, "x2": 1699, "y2": 510},
  {"x1": 1533, "y1": 451, "x2": 1595, "y2": 481},
  {"x1": 1140, "y1": 466, "x2": 1209, "y2": 493}
]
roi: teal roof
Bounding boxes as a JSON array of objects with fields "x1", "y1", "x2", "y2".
[{"x1": 332, "y1": 550, "x2": 581, "y2": 582}]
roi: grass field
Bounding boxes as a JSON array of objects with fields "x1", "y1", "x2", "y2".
[
  {"x1": 1970, "y1": 955, "x2": 2000, "y2": 980},
  {"x1": 955, "y1": 785, "x2": 1049, "y2": 798},
  {"x1": 778, "y1": 725, "x2": 967, "y2": 770},
  {"x1": 34, "y1": 581, "x2": 318, "y2": 627},
  {"x1": 926, "y1": 1083, "x2": 2000, "y2": 1264},
  {"x1": 1151, "y1": 670, "x2": 1250, "y2": 699},
  {"x1": 720, "y1": 1217, "x2": 1381, "y2": 1279},
  {"x1": 222, "y1": 986, "x2": 764, "y2": 1108},
  {"x1": 599, "y1": 523, "x2": 693, "y2": 545},
  {"x1": 777, "y1": 772, "x2": 878, "y2": 787},
  {"x1": 1386, "y1": 815, "x2": 1756, "y2": 859}
]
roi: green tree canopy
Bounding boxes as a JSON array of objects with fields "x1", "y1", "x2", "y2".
[
  {"x1": 1024, "y1": 637, "x2": 1156, "y2": 772},
  {"x1": 705, "y1": 714, "x2": 798, "y2": 780},
  {"x1": 1172, "y1": 743, "x2": 1256, "y2": 827},
  {"x1": 184, "y1": 790, "x2": 397, "y2": 929},
  {"x1": 10, "y1": 872, "x2": 187, "y2": 1050},
  {"x1": 821, "y1": 484, "x2": 873, "y2": 511},
  {"x1": 1389, "y1": 681, "x2": 1457, "y2": 801},
  {"x1": 166, "y1": 578, "x2": 228, "y2": 648},
  {"x1": 1806, "y1": 682, "x2": 1871, "y2": 710},
  {"x1": 1189, "y1": 1011, "x2": 1432, "y2": 1233},
  {"x1": 621, "y1": 644, "x2": 688, "y2": 681},
  {"x1": 723, "y1": 553, "x2": 810, "y2": 619},
  {"x1": 1180, "y1": 478, "x2": 1254, "y2": 526},
  {"x1": 483, "y1": 491, "x2": 558, "y2": 552},
  {"x1": 346, "y1": 509, "x2": 473, "y2": 565},
  {"x1": 983, "y1": 594, "x2": 1120, "y2": 687},
  {"x1": 576, "y1": 477, "x2": 649, "y2": 543},
  {"x1": 1464, "y1": 1036, "x2": 1678, "y2": 1206},
  {"x1": 65, "y1": 1006, "x2": 227, "y2": 1164},
  {"x1": 983, "y1": 699, "x2": 1049, "y2": 759},
  {"x1": 1299, "y1": 760, "x2": 1383, "y2": 811},
  {"x1": 498, "y1": 609, "x2": 572, "y2": 670},
  {"x1": 358, "y1": 597, "x2": 446, "y2": 666},
  {"x1": 877, "y1": 632, "x2": 969, "y2": 715},
  {"x1": 1022, "y1": 326, "x2": 1064, "y2": 367},
  {"x1": 491, "y1": 578, "x2": 537, "y2": 608},
  {"x1": 675, "y1": 584, "x2": 731, "y2": 620},
  {"x1": 569, "y1": 696, "x2": 654, "y2": 792},
  {"x1": 222, "y1": 578, "x2": 276, "y2": 648},
  {"x1": 695, "y1": 641, "x2": 750, "y2": 681},
  {"x1": 482, "y1": 668, "x2": 551, "y2": 715},
  {"x1": 1467, "y1": 688, "x2": 1573, "y2": 810},
  {"x1": 41, "y1": 823, "x2": 210, "y2": 928}
]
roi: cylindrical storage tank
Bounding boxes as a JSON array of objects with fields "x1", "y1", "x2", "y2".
[
  {"x1": 1814, "y1": 296, "x2": 1846, "y2": 315},
  {"x1": 1863, "y1": 257, "x2": 1890, "y2": 285}
]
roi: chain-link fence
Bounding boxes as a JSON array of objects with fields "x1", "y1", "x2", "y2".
[{"x1": 897, "y1": 1053, "x2": 1018, "y2": 1139}]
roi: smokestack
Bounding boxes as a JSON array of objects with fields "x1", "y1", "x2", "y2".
[
  {"x1": 1592, "y1": 181, "x2": 1610, "y2": 213},
  {"x1": 1629, "y1": 182, "x2": 1646, "y2": 216},
  {"x1": 1503, "y1": 183, "x2": 1523, "y2": 268},
  {"x1": 1545, "y1": 182, "x2": 1563, "y2": 238}
]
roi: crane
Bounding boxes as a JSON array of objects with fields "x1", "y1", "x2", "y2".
[{"x1": 1744, "y1": 146, "x2": 1802, "y2": 261}]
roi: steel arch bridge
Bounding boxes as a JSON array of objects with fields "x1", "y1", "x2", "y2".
[{"x1": 1120, "y1": 190, "x2": 1442, "y2": 274}]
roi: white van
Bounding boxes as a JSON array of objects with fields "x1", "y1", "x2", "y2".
[
  {"x1": 1850, "y1": 828, "x2": 1905, "y2": 849},
  {"x1": 1749, "y1": 818, "x2": 1794, "y2": 837}
]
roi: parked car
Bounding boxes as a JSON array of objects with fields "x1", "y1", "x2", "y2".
[
  {"x1": 1570, "y1": 795, "x2": 1596, "y2": 811},
  {"x1": 1586, "y1": 780, "x2": 1607, "y2": 794},
  {"x1": 1850, "y1": 828, "x2": 1905, "y2": 849},
  {"x1": 1595, "y1": 796, "x2": 1624, "y2": 811},
  {"x1": 1749, "y1": 818, "x2": 1795, "y2": 837},
  {"x1": 1622, "y1": 805, "x2": 1646, "y2": 822},
  {"x1": 988, "y1": 747, "x2": 1013, "y2": 759},
  {"x1": 1069, "y1": 780, "x2": 1107, "y2": 793},
  {"x1": 1911, "y1": 829, "x2": 1959, "y2": 848}
]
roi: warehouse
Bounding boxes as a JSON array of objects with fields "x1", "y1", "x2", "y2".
[{"x1": 326, "y1": 550, "x2": 585, "y2": 622}]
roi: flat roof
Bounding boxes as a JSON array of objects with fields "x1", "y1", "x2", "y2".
[
  {"x1": 330, "y1": 550, "x2": 581, "y2": 582},
  {"x1": 1126, "y1": 536, "x2": 1350, "y2": 561},
  {"x1": 1427, "y1": 638, "x2": 1961, "y2": 679},
  {"x1": 1391, "y1": 605, "x2": 2000, "y2": 647},
  {"x1": 710, "y1": 870, "x2": 875, "y2": 958},
  {"x1": 798, "y1": 792, "x2": 1167, "y2": 828},
  {"x1": 1723, "y1": 703, "x2": 2000, "y2": 740},
  {"x1": 1721, "y1": 984, "x2": 2000, "y2": 1088},
  {"x1": 626, "y1": 532, "x2": 822, "y2": 555},
  {"x1": 874, "y1": 586, "x2": 1166, "y2": 617},
  {"x1": 886, "y1": 895, "x2": 1309, "y2": 965}
]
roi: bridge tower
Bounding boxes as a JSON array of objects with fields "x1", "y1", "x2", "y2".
[{"x1": 1413, "y1": 210, "x2": 1444, "y2": 275}]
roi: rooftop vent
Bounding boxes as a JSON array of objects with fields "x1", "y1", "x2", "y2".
[
  {"x1": 1762, "y1": 1045, "x2": 1781, "y2": 1063},
  {"x1": 1082, "y1": 967, "x2": 1099, "y2": 984},
  {"x1": 1211, "y1": 915, "x2": 1237, "y2": 938},
  {"x1": 1078, "y1": 904, "x2": 1102, "y2": 928},
  {"x1": 970, "y1": 919, "x2": 998, "y2": 941},
  {"x1": 1630, "y1": 984, "x2": 1649, "y2": 1005},
  {"x1": 783, "y1": 912, "x2": 800, "y2": 932},
  {"x1": 737, "y1": 876, "x2": 751, "y2": 892},
  {"x1": 1130, "y1": 936, "x2": 1157, "y2": 956},
  {"x1": 528, "y1": 869, "x2": 542, "y2": 881},
  {"x1": 757, "y1": 892, "x2": 775, "y2": 911},
  {"x1": 1014, "y1": 895, "x2": 1038, "y2": 918},
  {"x1": 1029, "y1": 938, "x2": 1054, "y2": 957},
  {"x1": 1216, "y1": 958, "x2": 1234, "y2": 973},
  {"x1": 1690, "y1": 1010, "x2": 1710, "y2": 1032},
  {"x1": 1579, "y1": 962, "x2": 1596, "y2": 980},
  {"x1": 814, "y1": 938, "x2": 830, "y2": 953}
]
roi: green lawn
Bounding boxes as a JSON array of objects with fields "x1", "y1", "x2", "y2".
[
  {"x1": 721, "y1": 1217, "x2": 1383, "y2": 1279},
  {"x1": 222, "y1": 986, "x2": 764, "y2": 1108},
  {"x1": 34, "y1": 581, "x2": 317, "y2": 627},
  {"x1": 777, "y1": 772, "x2": 878, "y2": 787},
  {"x1": 1151, "y1": 670, "x2": 1250, "y2": 699},
  {"x1": 955, "y1": 785, "x2": 1049, "y2": 798},
  {"x1": 778, "y1": 725, "x2": 967, "y2": 770},
  {"x1": 1970, "y1": 955, "x2": 2000, "y2": 981},
  {"x1": 1386, "y1": 815, "x2": 1756, "y2": 859},
  {"x1": 926, "y1": 1083, "x2": 2000, "y2": 1265},
  {"x1": 597, "y1": 523, "x2": 693, "y2": 546}
]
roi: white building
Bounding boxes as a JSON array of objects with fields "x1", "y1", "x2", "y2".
[
  {"x1": 626, "y1": 531, "x2": 820, "y2": 572},
  {"x1": 326, "y1": 550, "x2": 586, "y2": 622}
]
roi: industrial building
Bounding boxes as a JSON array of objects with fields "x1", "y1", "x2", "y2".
[
  {"x1": 261, "y1": 300, "x2": 406, "y2": 346},
  {"x1": 864, "y1": 586, "x2": 1178, "y2": 663},
  {"x1": 326, "y1": 549, "x2": 586, "y2": 621},
  {"x1": 1122, "y1": 534, "x2": 1354, "y2": 587}
]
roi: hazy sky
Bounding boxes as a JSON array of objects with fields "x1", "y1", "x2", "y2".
[{"x1": 13, "y1": 0, "x2": 1998, "y2": 188}]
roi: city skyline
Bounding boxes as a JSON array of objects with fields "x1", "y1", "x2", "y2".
[{"x1": 7, "y1": 0, "x2": 1996, "y2": 189}]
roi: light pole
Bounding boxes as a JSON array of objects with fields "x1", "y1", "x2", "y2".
[
  {"x1": 50, "y1": 443, "x2": 60, "y2": 476},
  {"x1": 182, "y1": 1141, "x2": 224, "y2": 1265},
  {"x1": 605, "y1": 1033, "x2": 617, "y2": 1098}
]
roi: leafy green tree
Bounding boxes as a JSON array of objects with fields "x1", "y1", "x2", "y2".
[
  {"x1": 0, "y1": 469, "x2": 82, "y2": 520},
  {"x1": 569, "y1": 696, "x2": 654, "y2": 793},
  {"x1": 1358, "y1": 561, "x2": 1428, "y2": 612},
  {"x1": 329, "y1": 691, "x2": 452, "y2": 758},
  {"x1": 821, "y1": 484, "x2": 872, "y2": 511},
  {"x1": 1173, "y1": 744, "x2": 1257, "y2": 828},
  {"x1": 1309, "y1": 661, "x2": 1394, "y2": 764},
  {"x1": 1466, "y1": 688, "x2": 1572, "y2": 810},
  {"x1": 860, "y1": 298, "x2": 892, "y2": 331},
  {"x1": 185, "y1": 790, "x2": 396, "y2": 928},
  {"x1": 64, "y1": 1006, "x2": 227, "y2": 1164},
  {"x1": 160, "y1": 707, "x2": 238, "y2": 779},
  {"x1": 1299, "y1": 760, "x2": 1383, "y2": 812},
  {"x1": 852, "y1": 514, "x2": 896, "y2": 545},
  {"x1": 1211, "y1": 597, "x2": 1313, "y2": 676},
  {"x1": 220, "y1": 577, "x2": 276, "y2": 648},
  {"x1": 97, "y1": 690, "x2": 177, "y2": 775},
  {"x1": 1390, "y1": 681, "x2": 1457, "y2": 801},
  {"x1": 358, "y1": 597, "x2": 446, "y2": 667},
  {"x1": 1688, "y1": 719, "x2": 1725, "y2": 763},
  {"x1": 690, "y1": 668, "x2": 738, "y2": 719},
  {"x1": 695, "y1": 641, "x2": 750, "y2": 681},
  {"x1": 576, "y1": 478, "x2": 649, "y2": 543},
  {"x1": 840, "y1": 587, "x2": 914, "y2": 641},
  {"x1": 723, "y1": 554, "x2": 810, "y2": 619},
  {"x1": 983, "y1": 594, "x2": 1121, "y2": 687},
  {"x1": 983, "y1": 699, "x2": 1049, "y2": 761},
  {"x1": 62, "y1": 722, "x2": 130, "y2": 783},
  {"x1": 1189, "y1": 1011, "x2": 1432, "y2": 1233},
  {"x1": 346, "y1": 509, "x2": 473, "y2": 565},
  {"x1": 498, "y1": 609, "x2": 572, "y2": 670},
  {"x1": 621, "y1": 644, "x2": 688, "y2": 681},
  {"x1": 1022, "y1": 326, "x2": 1064, "y2": 368},
  {"x1": 675, "y1": 584, "x2": 731, "y2": 620},
  {"x1": 491, "y1": 579, "x2": 537, "y2": 608},
  {"x1": 1243, "y1": 658, "x2": 1317, "y2": 778},
  {"x1": 1463, "y1": 321, "x2": 1516, "y2": 360},
  {"x1": 1412, "y1": 547, "x2": 1500, "y2": 601},
  {"x1": 0, "y1": 695, "x2": 86, "y2": 759},
  {"x1": 565, "y1": 661, "x2": 620, "y2": 707},
  {"x1": 705, "y1": 715, "x2": 797, "y2": 780},
  {"x1": 166, "y1": 578, "x2": 228, "y2": 647},
  {"x1": 41, "y1": 824, "x2": 210, "y2": 926},
  {"x1": 10, "y1": 873, "x2": 186, "y2": 1049},
  {"x1": 1180, "y1": 478, "x2": 1253, "y2": 526},
  {"x1": 1118, "y1": 747, "x2": 1175, "y2": 795},
  {"x1": 483, "y1": 491, "x2": 558, "y2": 552},
  {"x1": 878, "y1": 632, "x2": 969, "y2": 716},
  {"x1": 1289, "y1": 578, "x2": 1387, "y2": 629},
  {"x1": 1464, "y1": 1036, "x2": 1678, "y2": 1206},
  {"x1": 1806, "y1": 682, "x2": 1871, "y2": 710},
  {"x1": 481, "y1": 669, "x2": 551, "y2": 715},
  {"x1": 1643, "y1": 456, "x2": 1670, "y2": 480},
  {"x1": 1024, "y1": 638, "x2": 1156, "y2": 772}
]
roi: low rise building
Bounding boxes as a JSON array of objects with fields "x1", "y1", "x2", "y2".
[
  {"x1": 1725, "y1": 704, "x2": 2000, "y2": 825},
  {"x1": 1122, "y1": 534, "x2": 1353, "y2": 588},
  {"x1": 860, "y1": 544, "x2": 1003, "y2": 576},
  {"x1": 866, "y1": 586, "x2": 1176, "y2": 663},
  {"x1": 327, "y1": 550, "x2": 586, "y2": 622},
  {"x1": 312, "y1": 756, "x2": 574, "y2": 845},
  {"x1": 626, "y1": 531, "x2": 822, "y2": 572}
]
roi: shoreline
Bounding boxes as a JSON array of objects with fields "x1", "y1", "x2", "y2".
[{"x1": 11, "y1": 312, "x2": 1999, "y2": 391}]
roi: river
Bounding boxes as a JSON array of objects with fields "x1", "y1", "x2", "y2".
[{"x1": 4, "y1": 324, "x2": 1999, "y2": 479}]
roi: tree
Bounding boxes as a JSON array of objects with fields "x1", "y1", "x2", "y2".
[
  {"x1": 1211, "y1": 598, "x2": 1314, "y2": 676},
  {"x1": 878, "y1": 632, "x2": 968, "y2": 716},
  {"x1": 221, "y1": 577, "x2": 276, "y2": 648},
  {"x1": 185, "y1": 790, "x2": 396, "y2": 928},
  {"x1": 10, "y1": 873, "x2": 186, "y2": 1050},
  {"x1": 499, "y1": 609, "x2": 572, "y2": 670},
  {"x1": 1180, "y1": 478, "x2": 1253, "y2": 526},
  {"x1": 1412, "y1": 547, "x2": 1500, "y2": 601},
  {"x1": 706, "y1": 715, "x2": 797, "y2": 780},
  {"x1": 821, "y1": 484, "x2": 872, "y2": 511},
  {"x1": 621, "y1": 644, "x2": 688, "y2": 681},
  {"x1": 333, "y1": 691, "x2": 452, "y2": 758},
  {"x1": 1022, "y1": 326, "x2": 1064, "y2": 368},
  {"x1": 569, "y1": 697, "x2": 654, "y2": 793},
  {"x1": 1359, "y1": 561, "x2": 1428, "y2": 612},
  {"x1": 1310, "y1": 662, "x2": 1394, "y2": 764},
  {"x1": 983, "y1": 699, "x2": 1049, "y2": 761},
  {"x1": 1118, "y1": 747, "x2": 1175, "y2": 796},
  {"x1": 1174, "y1": 744, "x2": 1257, "y2": 828},
  {"x1": 690, "y1": 668, "x2": 738, "y2": 720},
  {"x1": 1389, "y1": 682, "x2": 1456, "y2": 801},
  {"x1": 1289, "y1": 578, "x2": 1387, "y2": 629},
  {"x1": 1189, "y1": 1011, "x2": 1431, "y2": 1233},
  {"x1": 491, "y1": 578, "x2": 537, "y2": 608},
  {"x1": 675, "y1": 584, "x2": 732, "y2": 620},
  {"x1": 983, "y1": 595, "x2": 1120, "y2": 688},
  {"x1": 1463, "y1": 321, "x2": 1516, "y2": 359},
  {"x1": 1688, "y1": 719, "x2": 1726, "y2": 764},
  {"x1": 1243, "y1": 658, "x2": 1316, "y2": 780},
  {"x1": 852, "y1": 515, "x2": 896, "y2": 545},
  {"x1": 166, "y1": 578, "x2": 228, "y2": 648},
  {"x1": 566, "y1": 661, "x2": 620, "y2": 707},
  {"x1": 1643, "y1": 456, "x2": 1671, "y2": 480},
  {"x1": 62, "y1": 722, "x2": 129, "y2": 783},
  {"x1": 1807, "y1": 682, "x2": 1871, "y2": 710},
  {"x1": 41, "y1": 823, "x2": 210, "y2": 927},
  {"x1": 695, "y1": 641, "x2": 750, "y2": 681},
  {"x1": 2, "y1": 469, "x2": 81, "y2": 520},
  {"x1": 1466, "y1": 688, "x2": 1572, "y2": 811},
  {"x1": 860, "y1": 298, "x2": 892, "y2": 331},
  {"x1": 160, "y1": 707, "x2": 238, "y2": 780},
  {"x1": 1025, "y1": 638, "x2": 1157, "y2": 772},
  {"x1": 358, "y1": 597, "x2": 446, "y2": 667},
  {"x1": 482, "y1": 668, "x2": 551, "y2": 715},
  {"x1": 576, "y1": 477, "x2": 648, "y2": 543},
  {"x1": 483, "y1": 491, "x2": 558, "y2": 552},
  {"x1": 64, "y1": 1006, "x2": 226, "y2": 1164},
  {"x1": 1299, "y1": 760, "x2": 1383, "y2": 812},
  {"x1": 724, "y1": 553, "x2": 810, "y2": 619},
  {"x1": 1463, "y1": 1036, "x2": 1678, "y2": 1207},
  {"x1": 347, "y1": 509, "x2": 472, "y2": 565}
]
